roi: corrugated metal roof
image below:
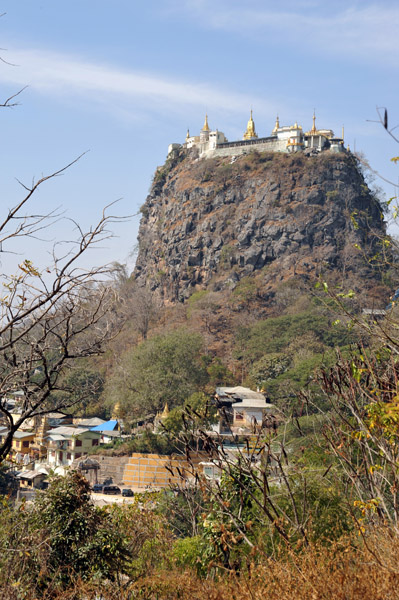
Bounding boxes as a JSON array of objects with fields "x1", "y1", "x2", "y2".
[
  {"x1": 216, "y1": 386, "x2": 266, "y2": 401},
  {"x1": 232, "y1": 399, "x2": 274, "y2": 409},
  {"x1": 14, "y1": 431, "x2": 35, "y2": 439},
  {"x1": 90, "y1": 420, "x2": 118, "y2": 432},
  {"x1": 16, "y1": 470, "x2": 44, "y2": 479},
  {"x1": 46, "y1": 426, "x2": 96, "y2": 437},
  {"x1": 77, "y1": 417, "x2": 106, "y2": 427}
]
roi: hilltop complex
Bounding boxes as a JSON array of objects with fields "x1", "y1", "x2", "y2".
[{"x1": 168, "y1": 111, "x2": 346, "y2": 159}]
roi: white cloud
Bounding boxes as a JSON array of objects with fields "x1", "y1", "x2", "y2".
[
  {"x1": 173, "y1": 1, "x2": 399, "y2": 67},
  {"x1": 0, "y1": 47, "x2": 269, "y2": 117}
]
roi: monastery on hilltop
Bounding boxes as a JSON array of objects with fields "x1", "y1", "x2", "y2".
[{"x1": 168, "y1": 111, "x2": 346, "y2": 159}]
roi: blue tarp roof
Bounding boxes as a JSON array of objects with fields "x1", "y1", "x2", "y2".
[{"x1": 90, "y1": 420, "x2": 118, "y2": 432}]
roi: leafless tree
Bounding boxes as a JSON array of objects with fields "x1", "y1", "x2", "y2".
[
  {"x1": 120, "y1": 282, "x2": 159, "y2": 341},
  {"x1": 0, "y1": 159, "x2": 127, "y2": 461}
]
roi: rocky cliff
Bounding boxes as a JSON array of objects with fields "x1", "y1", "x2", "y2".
[{"x1": 134, "y1": 150, "x2": 385, "y2": 303}]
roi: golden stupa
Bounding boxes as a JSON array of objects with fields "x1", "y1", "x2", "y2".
[{"x1": 243, "y1": 110, "x2": 258, "y2": 140}]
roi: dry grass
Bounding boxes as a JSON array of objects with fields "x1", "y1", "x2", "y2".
[
  {"x1": 128, "y1": 528, "x2": 399, "y2": 600},
  {"x1": 2, "y1": 528, "x2": 399, "y2": 598}
]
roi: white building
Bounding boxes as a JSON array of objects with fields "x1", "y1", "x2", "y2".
[
  {"x1": 46, "y1": 426, "x2": 101, "y2": 468},
  {"x1": 168, "y1": 111, "x2": 345, "y2": 159}
]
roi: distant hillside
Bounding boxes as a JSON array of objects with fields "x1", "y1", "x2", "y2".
[{"x1": 134, "y1": 150, "x2": 386, "y2": 303}]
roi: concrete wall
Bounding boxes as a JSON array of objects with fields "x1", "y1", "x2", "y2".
[
  {"x1": 208, "y1": 138, "x2": 286, "y2": 158},
  {"x1": 83, "y1": 455, "x2": 131, "y2": 486}
]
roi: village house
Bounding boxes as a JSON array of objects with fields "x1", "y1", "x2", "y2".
[
  {"x1": 46, "y1": 426, "x2": 101, "y2": 469},
  {"x1": 11, "y1": 431, "x2": 36, "y2": 462},
  {"x1": 213, "y1": 386, "x2": 276, "y2": 434}
]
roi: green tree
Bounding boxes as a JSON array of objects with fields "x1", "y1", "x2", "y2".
[
  {"x1": 106, "y1": 329, "x2": 208, "y2": 420},
  {"x1": 163, "y1": 391, "x2": 217, "y2": 437},
  {"x1": 0, "y1": 471, "x2": 130, "y2": 595},
  {"x1": 30, "y1": 471, "x2": 130, "y2": 588}
]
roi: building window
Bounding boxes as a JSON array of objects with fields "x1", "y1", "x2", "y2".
[
  {"x1": 67, "y1": 453, "x2": 71, "y2": 460},
  {"x1": 75, "y1": 453, "x2": 81, "y2": 459},
  {"x1": 204, "y1": 466, "x2": 214, "y2": 479},
  {"x1": 92, "y1": 439, "x2": 99, "y2": 446},
  {"x1": 75, "y1": 439, "x2": 82, "y2": 447},
  {"x1": 235, "y1": 412, "x2": 244, "y2": 421},
  {"x1": 22, "y1": 441, "x2": 29, "y2": 448}
]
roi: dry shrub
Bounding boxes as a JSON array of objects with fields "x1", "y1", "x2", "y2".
[
  {"x1": 3, "y1": 528, "x2": 399, "y2": 599},
  {"x1": 129, "y1": 528, "x2": 399, "y2": 600}
]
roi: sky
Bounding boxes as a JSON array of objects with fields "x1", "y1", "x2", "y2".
[{"x1": 0, "y1": 0, "x2": 398, "y2": 275}]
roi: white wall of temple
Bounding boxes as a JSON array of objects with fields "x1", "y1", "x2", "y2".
[
  {"x1": 170, "y1": 126, "x2": 345, "y2": 159},
  {"x1": 210, "y1": 138, "x2": 286, "y2": 157}
]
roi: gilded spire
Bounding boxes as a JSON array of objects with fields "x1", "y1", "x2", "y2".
[
  {"x1": 161, "y1": 403, "x2": 169, "y2": 419},
  {"x1": 272, "y1": 115, "x2": 280, "y2": 134},
  {"x1": 186, "y1": 128, "x2": 190, "y2": 141},
  {"x1": 243, "y1": 109, "x2": 258, "y2": 140},
  {"x1": 202, "y1": 113, "x2": 210, "y2": 132},
  {"x1": 311, "y1": 110, "x2": 317, "y2": 134},
  {"x1": 341, "y1": 125, "x2": 344, "y2": 142},
  {"x1": 305, "y1": 110, "x2": 318, "y2": 136}
]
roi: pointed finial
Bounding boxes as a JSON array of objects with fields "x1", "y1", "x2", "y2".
[
  {"x1": 272, "y1": 115, "x2": 280, "y2": 134},
  {"x1": 202, "y1": 113, "x2": 210, "y2": 132},
  {"x1": 341, "y1": 125, "x2": 344, "y2": 142},
  {"x1": 186, "y1": 128, "x2": 190, "y2": 140},
  {"x1": 243, "y1": 109, "x2": 257, "y2": 140},
  {"x1": 312, "y1": 110, "x2": 316, "y2": 133}
]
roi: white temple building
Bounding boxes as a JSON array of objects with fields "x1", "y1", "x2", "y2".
[{"x1": 168, "y1": 111, "x2": 346, "y2": 159}]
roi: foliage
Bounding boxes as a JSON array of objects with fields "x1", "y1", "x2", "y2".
[
  {"x1": 31, "y1": 471, "x2": 130, "y2": 587},
  {"x1": 0, "y1": 471, "x2": 130, "y2": 596},
  {"x1": 156, "y1": 487, "x2": 208, "y2": 538},
  {"x1": 125, "y1": 430, "x2": 180, "y2": 455},
  {"x1": 0, "y1": 465, "x2": 17, "y2": 496},
  {"x1": 172, "y1": 536, "x2": 206, "y2": 574},
  {"x1": 315, "y1": 347, "x2": 399, "y2": 531},
  {"x1": 249, "y1": 353, "x2": 292, "y2": 386},
  {"x1": 230, "y1": 276, "x2": 258, "y2": 305},
  {"x1": 205, "y1": 357, "x2": 235, "y2": 387},
  {"x1": 54, "y1": 364, "x2": 105, "y2": 417},
  {"x1": 235, "y1": 310, "x2": 354, "y2": 364},
  {"x1": 104, "y1": 328, "x2": 208, "y2": 421},
  {"x1": 107, "y1": 500, "x2": 174, "y2": 580},
  {"x1": 162, "y1": 392, "x2": 218, "y2": 438}
]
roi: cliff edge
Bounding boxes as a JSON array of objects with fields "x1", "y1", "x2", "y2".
[{"x1": 134, "y1": 150, "x2": 385, "y2": 303}]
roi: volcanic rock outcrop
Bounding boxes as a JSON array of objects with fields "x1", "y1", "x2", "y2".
[{"x1": 134, "y1": 150, "x2": 385, "y2": 302}]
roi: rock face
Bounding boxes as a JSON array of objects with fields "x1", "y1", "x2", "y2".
[{"x1": 134, "y1": 150, "x2": 385, "y2": 302}]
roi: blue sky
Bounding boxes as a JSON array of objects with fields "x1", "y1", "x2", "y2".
[{"x1": 0, "y1": 0, "x2": 398, "y2": 274}]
